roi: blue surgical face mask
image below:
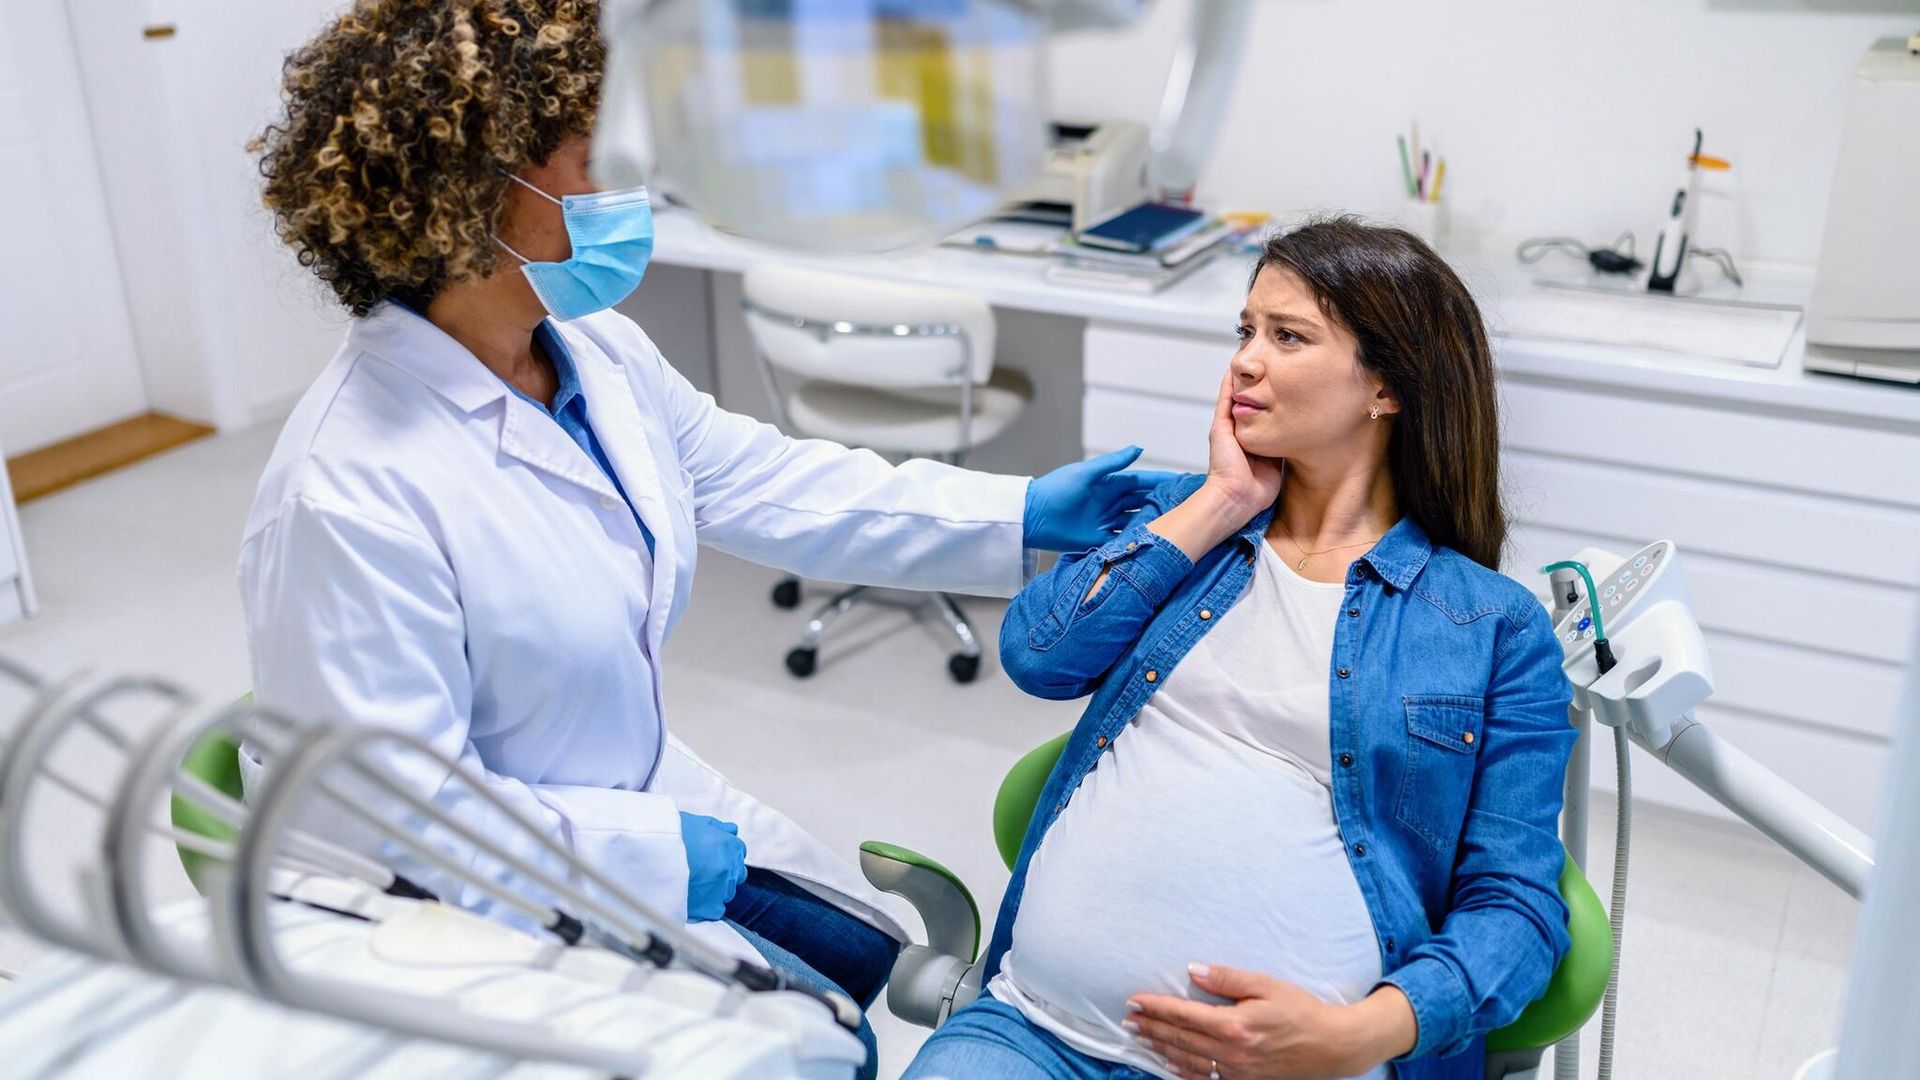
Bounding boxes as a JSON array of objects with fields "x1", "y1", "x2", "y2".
[{"x1": 496, "y1": 175, "x2": 655, "y2": 321}]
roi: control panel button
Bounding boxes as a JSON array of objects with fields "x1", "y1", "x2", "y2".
[
  {"x1": 1634, "y1": 555, "x2": 1649, "y2": 568},
  {"x1": 1604, "y1": 584, "x2": 1618, "y2": 598},
  {"x1": 1577, "y1": 616, "x2": 1592, "y2": 632},
  {"x1": 1618, "y1": 570, "x2": 1634, "y2": 583},
  {"x1": 1640, "y1": 566, "x2": 1654, "y2": 578},
  {"x1": 1626, "y1": 578, "x2": 1640, "y2": 592}
]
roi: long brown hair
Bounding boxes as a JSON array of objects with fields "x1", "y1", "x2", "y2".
[{"x1": 1252, "y1": 216, "x2": 1506, "y2": 569}]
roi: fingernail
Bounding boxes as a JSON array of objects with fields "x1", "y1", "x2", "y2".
[
  {"x1": 1121, "y1": 1020, "x2": 1140, "y2": 1034},
  {"x1": 1125, "y1": 1000, "x2": 1143, "y2": 1013},
  {"x1": 1189, "y1": 962, "x2": 1210, "y2": 980}
]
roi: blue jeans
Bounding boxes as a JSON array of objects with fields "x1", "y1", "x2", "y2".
[
  {"x1": 901, "y1": 994, "x2": 1161, "y2": 1080},
  {"x1": 724, "y1": 867, "x2": 902, "y2": 1080}
]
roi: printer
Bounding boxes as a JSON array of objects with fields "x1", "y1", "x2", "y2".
[
  {"x1": 1805, "y1": 37, "x2": 1920, "y2": 383},
  {"x1": 1004, "y1": 120, "x2": 1153, "y2": 234}
]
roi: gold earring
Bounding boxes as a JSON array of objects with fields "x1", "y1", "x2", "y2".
[{"x1": 1370, "y1": 405, "x2": 1380, "y2": 420}]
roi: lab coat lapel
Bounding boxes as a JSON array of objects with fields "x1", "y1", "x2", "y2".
[
  {"x1": 573, "y1": 349, "x2": 677, "y2": 649},
  {"x1": 496, "y1": 397, "x2": 625, "y2": 504}
]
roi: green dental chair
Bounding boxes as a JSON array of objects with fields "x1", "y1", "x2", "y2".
[{"x1": 859, "y1": 732, "x2": 1614, "y2": 1080}]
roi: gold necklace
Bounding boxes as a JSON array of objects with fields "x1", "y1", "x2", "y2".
[{"x1": 1275, "y1": 518, "x2": 1384, "y2": 573}]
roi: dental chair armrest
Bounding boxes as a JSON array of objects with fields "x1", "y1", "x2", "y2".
[
  {"x1": 858, "y1": 841, "x2": 980, "y2": 961},
  {"x1": 859, "y1": 842, "x2": 986, "y2": 1028}
]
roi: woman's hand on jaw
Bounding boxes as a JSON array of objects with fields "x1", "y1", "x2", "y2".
[
  {"x1": 1147, "y1": 372, "x2": 1284, "y2": 562},
  {"x1": 1124, "y1": 964, "x2": 1417, "y2": 1080}
]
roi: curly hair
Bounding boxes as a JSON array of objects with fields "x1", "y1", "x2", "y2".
[{"x1": 252, "y1": 0, "x2": 604, "y2": 316}]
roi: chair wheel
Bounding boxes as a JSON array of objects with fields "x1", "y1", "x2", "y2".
[
  {"x1": 947, "y1": 653, "x2": 980, "y2": 684},
  {"x1": 771, "y1": 579, "x2": 802, "y2": 609},
  {"x1": 785, "y1": 647, "x2": 818, "y2": 678}
]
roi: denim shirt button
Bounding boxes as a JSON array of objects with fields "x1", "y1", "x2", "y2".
[
  {"x1": 1339, "y1": 752, "x2": 1354, "y2": 767},
  {"x1": 1347, "y1": 607, "x2": 1360, "y2": 618},
  {"x1": 1337, "y1": 667, "x2": 1351, "y2": 679},
  {"x1": 1199, "y1": 609, "x2": 1212, "y2": 620},
  {"x1": 1126, "y1": 541, "x2": 1138, "y2": 551},
  {"x1": 1354, "y1": 842, "x2": 1367, "y2": 857},
  {"x1": 1386, "y1": 937, "x2": 1396, "y2": 952},
  {"x1": 1096, "y1": 736, "x2": 1109, "y2": 748},
  {"x1": 1145, "y1": 670, "x2": 1158, "y2": 683}
]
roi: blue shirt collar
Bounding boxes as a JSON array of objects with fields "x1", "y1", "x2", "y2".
[
  {"x1": 1234, "y1": 498, "x2": 1434, "y2": 590},
  {"x1": 532, "y1": 320, "x2": 584, "y2": 417}
]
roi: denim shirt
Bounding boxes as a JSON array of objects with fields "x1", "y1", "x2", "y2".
[{"x1": 986, "y1": 475, "x2": 1576, "y2": 1079}]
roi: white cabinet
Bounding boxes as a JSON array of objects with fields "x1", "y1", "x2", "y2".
[{"x1": 1081, "y1": 320, "x2": 1919, "y2": 832}]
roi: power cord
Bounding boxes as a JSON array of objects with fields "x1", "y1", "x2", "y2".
[
  {"x1": 1518, "y1": 233, "x2": 1642, "y2": 277},
  {"x1": 1519, "y1": 232, "x2": 1745, "y2": 288}
]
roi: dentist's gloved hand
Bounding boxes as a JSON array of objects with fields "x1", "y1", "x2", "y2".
[
  {"x1": 1023, "y1": 446, "x2": 1181, "y2": 552},
  {"x1": 679, "y1": 812, "x2": 748, "y2": 923}
]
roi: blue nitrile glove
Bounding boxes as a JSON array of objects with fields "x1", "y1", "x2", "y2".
[
  {"x1": 1023, "y1": 446, "x2": 1182, "y2": 552},
  {"x1": 679, "y1": 812, "x2": 748, "y2": 923}
]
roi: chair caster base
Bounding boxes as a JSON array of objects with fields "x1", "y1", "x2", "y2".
[
  {"x1": 947, "y1": 653, "x2": 980, "y2": 684},
  {"x1": 786, "y1": 647, "x2": 819, "y2": 678}
]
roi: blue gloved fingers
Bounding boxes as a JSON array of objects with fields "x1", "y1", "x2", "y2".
[{"x1": 1081, "y1": 445, "x2": 1145, "y2": 475}]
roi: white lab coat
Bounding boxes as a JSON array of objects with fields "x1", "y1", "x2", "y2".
[{"x1": 239, "y1": 302, "x2": 1028, "y2": 962}]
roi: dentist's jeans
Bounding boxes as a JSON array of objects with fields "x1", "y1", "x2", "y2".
[
  {"x1": 901, "y1": 994, "x2": 1163, "y2": 1080},
  {"x1": 725, "y1": 867, "x2": 901, "y2": 1080}
]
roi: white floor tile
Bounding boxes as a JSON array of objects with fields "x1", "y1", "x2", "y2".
[{"x1": 0, "y1": 424, "x2": 1867, "y2": 1078}]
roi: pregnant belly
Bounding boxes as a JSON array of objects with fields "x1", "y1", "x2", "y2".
[{"x1": 1002, "y1": 747, "x2": 1382, "y2": 1038}]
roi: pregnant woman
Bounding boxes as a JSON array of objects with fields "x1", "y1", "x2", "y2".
[{"x1": 903, "y1": 218, "x2": 1577, "y2": 1080}]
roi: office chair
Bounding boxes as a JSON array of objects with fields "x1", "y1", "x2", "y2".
[{"x1": 741, "y1": 264, "x2": 1033, "y2": 684}]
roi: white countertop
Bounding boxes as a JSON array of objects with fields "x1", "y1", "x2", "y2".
[{"x1": 651, "y1": 208, "x2": 1920, "y2": 426}]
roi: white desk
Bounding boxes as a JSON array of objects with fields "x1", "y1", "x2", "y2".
[{"x1": 650, "y1": 207, "x2": 1920, "y2": 834}]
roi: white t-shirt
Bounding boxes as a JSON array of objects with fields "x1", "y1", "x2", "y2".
[{"x1": 992, "y1": 539, "x2": 1388, "y2": 1080}]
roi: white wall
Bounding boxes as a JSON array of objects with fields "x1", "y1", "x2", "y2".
[{"x1": 1049, "y1": 0, "x2": 1917, "y2": 264}]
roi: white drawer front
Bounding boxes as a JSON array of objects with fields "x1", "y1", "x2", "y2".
[
  {"x1": 1508, "y1": 523, "x2": 1917, "y2": 665},
  {"x1": 1502, "y1": 380, "x2": 1920, "y2": 508},
  {"x1": 1085, "y1": 324, "x2": 1236, "y2": 403},
  {"x1": 1504, "y1": 451, "x2": 1920, "y2": 586},
  {"x1": 1083, "y1": 388, "x2": 1213, "y2": 471}
]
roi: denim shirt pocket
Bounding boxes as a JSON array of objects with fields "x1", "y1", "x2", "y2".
[{"x1": 1394, "y1": 693, "x2": 1486, "y2": 856}]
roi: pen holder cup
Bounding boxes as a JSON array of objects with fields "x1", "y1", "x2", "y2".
[{"x1": 1398, "y1": 199, "x2": 1448, "y2": 253}]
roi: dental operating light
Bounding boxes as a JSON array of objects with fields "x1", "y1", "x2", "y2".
[{"x1": 594, "y1": 0, "x2": 1249, "y2": 251}]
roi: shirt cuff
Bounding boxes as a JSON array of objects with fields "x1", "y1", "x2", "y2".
[
  {"x1": 1093, "y1": 520, "x2": 1195, "y2": 608},
  {"x1": 1381, "y1": 955, "x2": 1472, "y2": 1061}
]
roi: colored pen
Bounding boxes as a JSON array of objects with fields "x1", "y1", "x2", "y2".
[
  {"x1": 1397, "y1": 135, "x2": 1416, "y2": 197},
  {"x1": 1419, "y1": 150, "x2": 1430, "y2": 199},
  {"x1": 1428, "y1": 158, "x2": 1446, "y2": 204}
]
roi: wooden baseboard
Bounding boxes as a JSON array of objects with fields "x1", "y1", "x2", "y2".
[{"x1": 7, "y1": 413, "x2": 215, "y2": 503}]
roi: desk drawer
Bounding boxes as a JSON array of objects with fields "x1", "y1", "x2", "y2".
[
  {"x1": 1085, "y1": 324, "x2": 1235, "y2": 403},
  {"x1": 1502, "y1": 380, "x2": 1920, "y2": 507},
  {"x1": 1083, "y1": 388, "x2": 1212, "y2": 470},
  {"x1": 1504, "y1": 451, "x2": 1920, "y2": 586}
]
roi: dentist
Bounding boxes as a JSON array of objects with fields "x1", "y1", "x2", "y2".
[{"x1": 239, "y1": 2, "x2": 1165, "y2": 1071}]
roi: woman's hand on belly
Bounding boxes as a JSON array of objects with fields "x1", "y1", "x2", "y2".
[{"x1": 1123, "y1": 964, "x2": 1416, "y2": 1079}]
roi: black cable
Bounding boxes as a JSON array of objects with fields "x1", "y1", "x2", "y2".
[{"x1": 1517, "y1": 233, "x2": 1643, "y2": 276}]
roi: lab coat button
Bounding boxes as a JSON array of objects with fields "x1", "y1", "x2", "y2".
[{"x1": 599, "y1": 495, "x2": 620, "y2": 511}]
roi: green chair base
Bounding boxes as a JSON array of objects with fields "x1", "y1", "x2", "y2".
[{"x1": 172, "y1": 730, "x2": 245, "y2": 896}]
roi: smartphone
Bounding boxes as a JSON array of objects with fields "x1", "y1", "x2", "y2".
[{"x1": 1076, "y1": 202, "x2": 1210, "y2": 254}]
